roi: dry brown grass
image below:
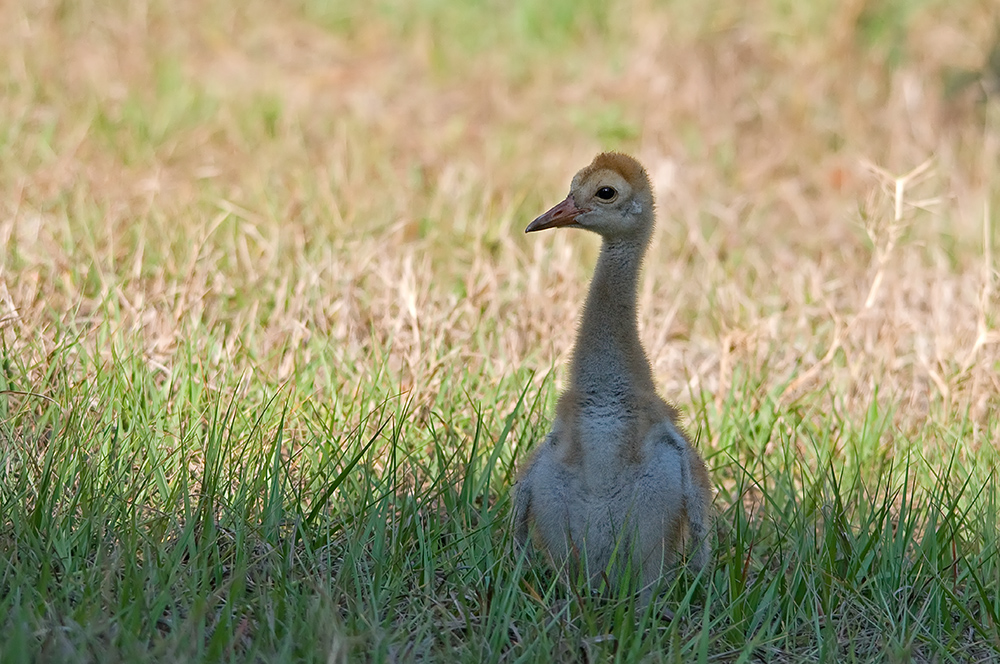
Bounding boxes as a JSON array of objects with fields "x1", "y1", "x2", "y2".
[{"x1": 2, "y1": 0, "x2": 998, "y2": 443}]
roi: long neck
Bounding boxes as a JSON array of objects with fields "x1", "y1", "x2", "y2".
[{"x1": 569, "y1": 237, "x2": 655, "y2": 400}]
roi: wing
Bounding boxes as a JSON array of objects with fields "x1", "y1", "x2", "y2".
[
  {"x1": 512, "y1": 456, "x2": 536, "y2": 549},
  {"x1": 650, "y1": 417, "x2": 712, "y2": 569},
  {"x1": 684, "y1": 444, "x2": 712, "y2": 570}
]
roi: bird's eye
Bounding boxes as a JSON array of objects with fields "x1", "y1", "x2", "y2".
[{"x1": 596, "y1": 186, "x2": 617, "y2": 201}]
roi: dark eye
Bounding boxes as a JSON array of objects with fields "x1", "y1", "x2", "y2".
[{"x1": 596, "y1": 186, "x2": 617, "y2": 201}]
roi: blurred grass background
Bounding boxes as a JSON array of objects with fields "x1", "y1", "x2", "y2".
[{"x1": 2, "y1": 0, "x2": 1000, "y2": 661}]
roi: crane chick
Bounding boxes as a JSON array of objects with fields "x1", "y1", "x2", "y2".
[{"x1": 513, "y1": 152, "x2": 712, "y2": 599}]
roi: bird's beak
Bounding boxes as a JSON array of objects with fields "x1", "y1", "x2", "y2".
[{"x1": 525, "y1": 196, "x2": 585, "y2": 233}]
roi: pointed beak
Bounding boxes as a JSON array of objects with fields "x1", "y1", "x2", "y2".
[{"x1": 525, "y1": 196, "x2": 586, "y2": 233}]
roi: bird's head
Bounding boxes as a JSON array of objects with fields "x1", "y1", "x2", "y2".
[{"x1": 525, "y1": 152, "x2": 655, "y2": 241}]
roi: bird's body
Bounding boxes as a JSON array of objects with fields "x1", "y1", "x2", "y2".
[{"x1": 514, "y1": 152, "x2": 711, "y2": 596}]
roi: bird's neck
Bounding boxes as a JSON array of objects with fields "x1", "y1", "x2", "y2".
[{"x1": 569, "y1": 237, "x2": 655, "y2": 402}]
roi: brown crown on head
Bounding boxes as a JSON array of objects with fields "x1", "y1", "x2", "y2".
[{"x1": 575, "y1": 152, "x2": 652, "y2": 194}]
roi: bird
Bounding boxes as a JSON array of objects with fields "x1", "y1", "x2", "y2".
[{"x1": 513, "y1": 152, "x2": 712, "y2": 601}]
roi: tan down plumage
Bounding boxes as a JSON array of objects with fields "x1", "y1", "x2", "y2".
[{"x1": 514, "y1": 152, "x2": 711, "y2": 597}]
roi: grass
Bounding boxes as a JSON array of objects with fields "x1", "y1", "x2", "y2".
[{"x1": 2, "y1": 0, "x2": 1000, "y2": 661}]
